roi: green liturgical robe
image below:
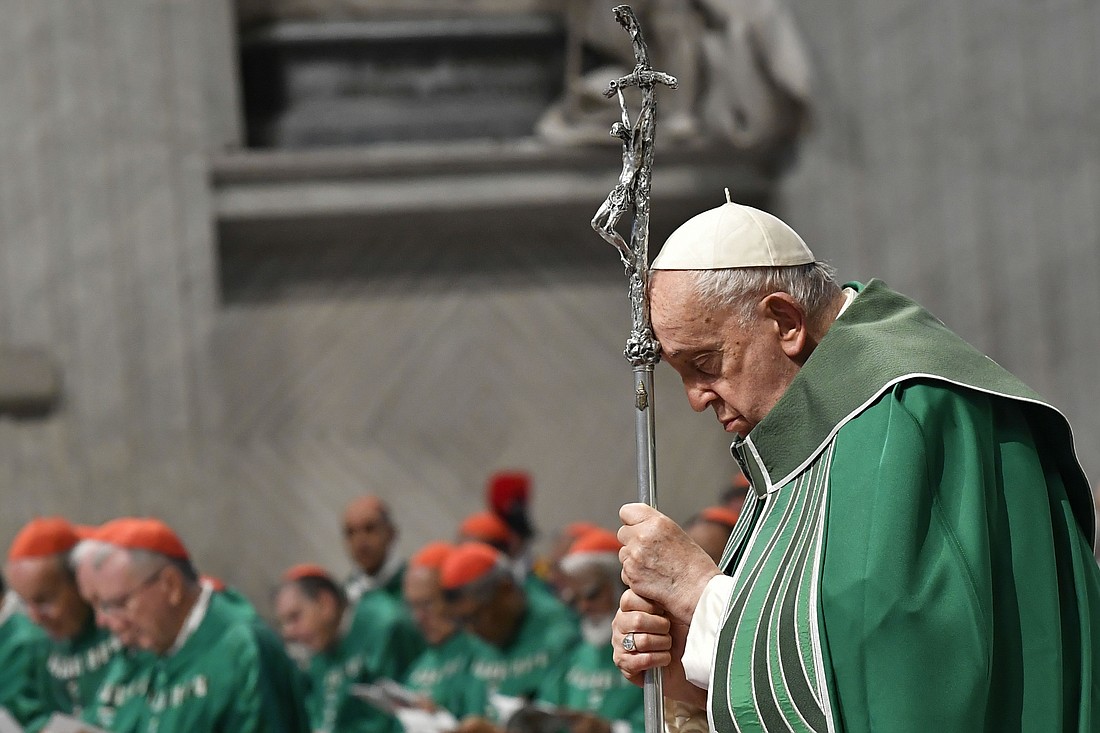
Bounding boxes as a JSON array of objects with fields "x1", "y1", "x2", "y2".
[
  {"x1": 302, "y1": 616, "x2": 399, "y2": 733},
  {"x1": 351, "y1": 590, "x2": 425, "y2": 682},
  {"x1": 84, "y1": 589, "x2": 310, "y2": 733},
  {"x1": 403, "y1": 630, "x2": 491, "y2": 720},
  {"x1": 82, "y1": 648, "x2": 156, "y2": 732},
  {"x1": 0, "y1": 595, "x2": 50, "y2": 728},
  {"x1": 537, "y1": 639, "x2": 644, "y2": 733},
  {"x1": 707, "y1": 280, "x2": 1100, "y2": 732},
  {"x1": 34, "y1": 613, "x2": 120, "y2": 725},
  {"x1": 470, "y1": 596, "x2": 580, "y2": 719}
]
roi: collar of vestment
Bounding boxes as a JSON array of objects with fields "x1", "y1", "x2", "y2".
[
  {"x1": 167, "y1": 583, "x2": 213, "y2": 656},
  {"x1": 0, "y1": 591, "x2": 18, "y2": 626},
  {"x1": 346, "y1": 554, "x2": 403, "y2": 599},
  {"x1": 734, "y1": 279, "x2": 1067, "y2": 496}
]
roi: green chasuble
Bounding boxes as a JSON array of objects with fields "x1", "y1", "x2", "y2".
[
  {"x1": 403, "y1": 630, "x2": 492, "y2": 720},
  {"x1": 0, "y1": 594, "x2": 50, "y2": 728},
  {"x1": 537, "y1": 639, "x2": 644, "y2": 733},
  {"x1": 302, "y1": 615, "x2": 399, "y2": 733},
  {"x1": 351, "y1": 589, "x2": 425, "y2": 681},
  {"x1": 470, "y1": 595, "x2": 581, "y2": 720},
  {"x1": 710, "y1": 280, "x2": 1100, "y2": 732},
  {"x1": 35, "y1": 612, "x2": 121, "y2": 724},
  {"x1": 82, "y1": 648, "x2": 156, "y2": 733},
  {"x1": 90, "y1": 589, "x2": 310, "y2": 733}
]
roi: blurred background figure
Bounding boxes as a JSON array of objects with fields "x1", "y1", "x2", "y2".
[
  {"x1": 0, "y1": 571, "x2": 49, "y2": 730},
  {"x1": 485, "y1": 471, "x2": 537, "y2": 563},
  {"x1": 720, "y1": 471, "x2": 752, "y2": 516},
  {"x1": 684, "y1": 506, "x2": 741, "y2": 564},
  {"x1": 341, "y1": 495, "x2": 426, "y2": 677},
  {"x1": 536, "y1": 528, "x2": 644, "y2": 733},
  {"x1": 440, "y1": 542, "x2": 580, "y2": 731},
  {"x1": 343, "y1": 495, "x2": 406, "y2": 605},
  {"x1": 3, "y1": 516, "x2": 119, "y2": 723},
  {"x1": 402, "y1": 541, "x2": 492, "y2": 721},
  {"x1": 535, "y1": 521, "x2": 600, "y2": 606},
  {"x1": 458, "y1": 511, "x2": 517, "y2": 556},
  {"x1": 86, "y1": 518, "x2": 309, "y2": 732},
  {"x1": 275, "y1": 563, "x2": 397, "y2": 733}
]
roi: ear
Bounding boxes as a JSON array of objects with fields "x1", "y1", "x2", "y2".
[
  {"x1": 760, "y1": 293, "x2": 809, "y2": 361},
  {"x1": 163, "y1": 566, "x2": 185, "y2": 606}
]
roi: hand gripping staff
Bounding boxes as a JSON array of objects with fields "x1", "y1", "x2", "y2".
[{"x1": 590, "y1": 7, "x2": 677, "y2": 733}]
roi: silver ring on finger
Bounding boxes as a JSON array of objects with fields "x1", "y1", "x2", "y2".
[{"x1": 622, "y1": 632, "x2": 636, "y2": 652}]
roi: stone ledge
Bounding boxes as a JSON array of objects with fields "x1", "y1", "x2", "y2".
[{"x1": 211, "y1": 139, "x2": 780, "y2": 223}]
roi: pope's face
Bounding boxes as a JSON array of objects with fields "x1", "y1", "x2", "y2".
[{"x1": 650, "y1": 270, "x2": 800, "y2": 437}]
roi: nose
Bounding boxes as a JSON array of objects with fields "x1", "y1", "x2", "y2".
[{"x1": 684, "y1": 382, "x2": 714, "y2": 413}]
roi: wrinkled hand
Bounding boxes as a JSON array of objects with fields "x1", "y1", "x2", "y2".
[
  {"x1": 612, "y1": 589, "x2": 708, "y2": 709},
  {"x1": 617, "y1": 503, "x2": 720, "y2": 624}
]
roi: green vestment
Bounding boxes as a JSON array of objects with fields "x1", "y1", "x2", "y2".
[
  {"x1": 403, "y1": 630, "x2": 491, "y2": 720},
  {"x1": 537, "y1": 639, "x2": 644, "y2": 733},
  {"x1": 0, "y1": 595, "x2": 50, "y2": 729},
  {"x1": 469, "y1": 595, "x2": 580, "y2": 720},
  {"x1": 351, "y1": 589, "x2": 425, "y2": 682},
  {"x1": 302, "y1": 613, "x2": 399, "y2": 733},
  {"x1": 87, "y1": 589, "x2": 310, "y2": 733},
  {"x1": 35, "y1": 612, "x2": 120, "y2": 725},
  {"x1": 710, "y1": 280, "x2": 1100, "y2": 732}
]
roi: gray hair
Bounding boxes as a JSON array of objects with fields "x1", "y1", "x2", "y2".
[
  {"x1": 69, "y1": 539, "x2": 114, "y2": 572},
  {"x1": 686, "y1": 263, "x2": 840, "y2": 325},
  {"x1": 78, "y1": 542, "x2": 198, "y2": 586}
]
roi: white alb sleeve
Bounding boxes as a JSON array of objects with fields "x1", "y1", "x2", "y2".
[{"x1": 682, "y1": 574, "x2": 737, "y2": 689}]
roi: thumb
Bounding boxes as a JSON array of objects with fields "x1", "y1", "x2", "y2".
[{"x1": 619, "y1": 502, "x2": 659, "y2": 526}]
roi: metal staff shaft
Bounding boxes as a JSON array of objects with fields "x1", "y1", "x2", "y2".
[{"x1": 590, "y1": 7, "x2": 677, "y2": 733}]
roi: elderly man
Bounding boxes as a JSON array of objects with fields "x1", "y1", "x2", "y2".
[
  {"x1": 274, "y1": 564, "x2": 398, "y2": 733},
  {"x1": 612, "y1": 200, "x2": 1100, "y2": 731},
  {"x1": 441, "y1": 542, "x2": 580, "y2": 728},
  {"x1": 401, "y1": 542, "x2": 491, "y2": 720},
  {"x1": 343, "y1": 495, "x2": 405, "y2": 604},
  {"x1": 536, "y1": 528, "x2": 644, "y2": 733},
  {"x1": 84, "y1": 517, "x2": 310, "y2": 732},
  {"x1": 3, "y1": 517, "x2": 121, "y2": 723}
]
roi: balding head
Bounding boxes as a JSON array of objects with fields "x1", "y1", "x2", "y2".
[{"x1": 342, "y1": 495, "x2": 396, "y2": 576}]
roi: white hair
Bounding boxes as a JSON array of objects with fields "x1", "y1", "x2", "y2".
[
  {"x1": 685, "y1": 263, "x2": 841, "y2": 325},
  {"x1": 69, "y1": 539, "x2": 115, "y2": 572}
]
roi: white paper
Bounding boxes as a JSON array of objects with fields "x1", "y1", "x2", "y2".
[
  {"x1": 0, "y1": 709, "x2": 25, "y2": 733},
  {"x1": 42, "y1": 713, "x2": 110, "y2": 733},
  {"x1": 393, "y1": 707, "x2": 457, "y2": 733},
  {"x1": 348, "y1": 680, "x2": 424, "y2": 713},
  {"x1": 487, "y1": 692, "x2": 526, "y2": 725}
]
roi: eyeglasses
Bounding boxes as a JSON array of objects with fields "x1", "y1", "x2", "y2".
[{"x1": 95, "y1": 566, "x2": 166, "y2": 616}]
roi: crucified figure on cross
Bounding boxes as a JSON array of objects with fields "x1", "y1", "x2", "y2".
[
  {"x1": 591, "y1": 86, "x2": 650, "y2": 271},
  {"x1": 591, "y1": 6, "x2": 677, "y2": 277}
]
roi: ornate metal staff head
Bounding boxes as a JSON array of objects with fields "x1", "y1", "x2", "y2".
[{"x1": 590, "y1": 5, "x2": 677, "y2": 370}]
